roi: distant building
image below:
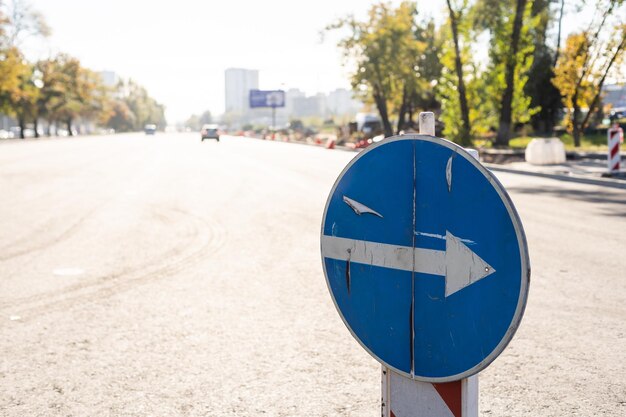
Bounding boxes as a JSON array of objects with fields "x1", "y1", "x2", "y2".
[
  {"x1": 220, "y1": 67, "x2": 362, "y2": 126},
  {"x1": 292, "y1": 94, "x2": 326, "y2": 118},
  {"x1": 225, "y1": 68, "x2": 259, "y2": 113},
  {"x1": 285, "y1": 88, "x2": 306, "y2": 116},
  {"x1": 327, "y1": 88, "x2": 362, "y2": 116},
  {"x1": 283, "y1": 88, "x2": 362, "y2": 119}
]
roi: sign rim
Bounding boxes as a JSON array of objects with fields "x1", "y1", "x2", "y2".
[{"x1": 320, "y1": 134, "x2": 530, "y2": 382}]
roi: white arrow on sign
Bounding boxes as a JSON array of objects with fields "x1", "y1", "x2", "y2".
[{"x1": 321, "y1": 232, "x2": 495, "y2": 297}]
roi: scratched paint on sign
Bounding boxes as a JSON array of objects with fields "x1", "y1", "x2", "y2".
[{"x1": 343, "y1": 196, "x2": 384, "y2": 218}]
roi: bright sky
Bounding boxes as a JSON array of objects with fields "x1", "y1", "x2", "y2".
[{"x1": 24, "y1": 0, "x2": 593, "y2": 123}]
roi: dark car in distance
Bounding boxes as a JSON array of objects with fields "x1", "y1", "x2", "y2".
[
  {"x1": 144, "y1": 124, "x2": 157, "y2": 135},
  {"x1": 201, "y1": 124, "x2": 220, "y2": 142}
]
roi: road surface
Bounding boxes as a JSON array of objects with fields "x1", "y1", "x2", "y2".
[{"x1": 1, "y1": 133, "x2": 625, "y2": 416}]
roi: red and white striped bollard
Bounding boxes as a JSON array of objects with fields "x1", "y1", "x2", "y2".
[{"x1": 607, "y1": 124, "x2": 623, "y2": 174}]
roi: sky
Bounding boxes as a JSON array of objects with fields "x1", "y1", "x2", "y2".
[{"x1": 23, "y1": 0, "x2": 594, "y2": 123}]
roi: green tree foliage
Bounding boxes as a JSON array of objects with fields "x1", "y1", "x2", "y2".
[
  {"x1": 438, "y1": 0, "x2": 546, "y2": 146},
  {"x1": 0, "y1": 1, "x2": 164, "y2": 136},
  {"x1": 524, "y1": 0, "x2": 564, "y2": 135},
  {"x1": 3, "y1": 0, "x2": 50, "y2": 47},
  {"x1": 104, "y1": 99, "x2": 135, "y2": 133},
  {"x1": 0, "y1": 48, "x2": 38, "y2": 138},
  {"x1": 12, "y1": 59, "x2": 39, "y2": 138},
  {"x1": 40, "y1": 54, "x2": 100, "y2": 135},
  {"x1": 474, "y1": 0, "x2": 538, "y2": 146},
  {"x1": 104, "y1": 79, "x2": 166, "y2": 132},
  {"x1": 0, "y1": 0, "x2": 50, "y2": 138},
  {"x1": 185, "y1": 110, "x2": 212, "y2": 130},
  {"x1": 328, "y1": 2, "x2": 432, "y2": 137},
  {"x1": 0, "y1": 47, "x2": 25, "y2": 114},
  {"x1": 408, "y1": 18, "x2": 443, "y2": 126},
  {"x1": 553, "y1": 0, "x2": 626, "y2": 146},
  {"x1": 35, "y1": 58, "x2": 64, "y2": 135},
  {"x1": 33, "y1": 54, "x2": 109, "y2": 136},
  {"x1": 438, "y1": 0, "x2": 475, "y2": 145}
]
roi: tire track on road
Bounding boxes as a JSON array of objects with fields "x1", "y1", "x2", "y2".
[
  {"x1": 0, "y1": 147, "x2": 148, "y2": 261},
  {"x1": 0, "y1": 206, "x2": 227, "y2": 323},
  {"x1": 0, "y1": 204, "x2": 101, "y2": 262}
]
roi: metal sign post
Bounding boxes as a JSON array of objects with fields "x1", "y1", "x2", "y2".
[
  {"x1": 321, "y1": 112, "x2": 529, "y2": 416},
  {"x1": 380, "y1": 113, "x2": 480, "y2": 417}
]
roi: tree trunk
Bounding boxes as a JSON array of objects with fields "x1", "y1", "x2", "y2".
[
  {"x1": 553, "y1": 0, "x2": 565, "y2": 66},
  {"x1": 572, "y1": 99, "x2": 582, "y2": 147},
  {"x1": 579, "y1": 33, "x2": 626, "y2": 131},
  {"x1": 396, "y1": 85, "x2": 409, "y2": 134},
  {"x1": 374, "y1": 90, "x2": 393, "y2": 138},
  {"x1": 446, "y1": 0, "x2": 472, "y2": 146},
  {"x1": 67, "y1": 118, "x2": 73, "y2": 136},
  {"x1": 495, "y1": 0, "x2": 527, "y2": 147},
  {"x1": 34, "y1": 118, "x2": 39, "y2": 138},
  {"x1": 407, "y1": 98, "x2": 415, "y2": 129},
  {"x1": 572, "y1": 126, "x2": 581, "y2": 147},
  {"x1": 18, "y1": 116, "x2": 25, "y2": 139}
]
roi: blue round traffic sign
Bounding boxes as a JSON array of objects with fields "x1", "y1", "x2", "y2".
[{"x1": 321, "y1": 135, "x2": 530, "y2": 382}]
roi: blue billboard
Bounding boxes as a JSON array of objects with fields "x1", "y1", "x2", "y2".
[{"x1": 249, "y1": 90, "x2": 286, "y2": 108}]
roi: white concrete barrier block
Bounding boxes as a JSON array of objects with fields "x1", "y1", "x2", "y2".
[{"x1": 525, "y1": 138, "x2": 566, "y2": 165}]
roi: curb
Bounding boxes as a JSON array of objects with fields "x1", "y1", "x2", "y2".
[
  {"x1": 484, "y1": 163, "x2": 626, "y2": 190},
  {"x1": 566, "y1": 151, "x2": 626, "y2": 161}
]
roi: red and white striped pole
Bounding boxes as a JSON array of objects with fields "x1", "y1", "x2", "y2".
[
  {"x1": 607, "y1": 124, "x2": 623, "y2": 174},
  {"x1": 382, "y1": 367, "x2": 478, "y2": 417}
]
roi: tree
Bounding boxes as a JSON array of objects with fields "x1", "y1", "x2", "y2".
[
  {"x1": 35, "y1": 56, "x2": 68, "y2": 135},
  {"x1": 0, "y1": 1, "x2": 49, "y2": 138},
  {"x1": 553, "y1": 0, "x2": 565, "y2": 66},
  {"x1": 0, "y1": 47, "x2": 23, "y2": 114},
  {"x1": 328, "y1": 2, "x2": 426, "y2": 137},
  {"x1": 77, "y1": 68, "x2": 110, "y2": 131},
  {"x1": 185, "y1": 114, "x2": 200, "y2": 131},
  {"x1": 477, "y1": 0, "x2": 535, "y2": 146},
  {"x1": 0, "y1": 47, "x2": 38, "y2": 138},
  {"x1": 44, "y1": 54, "x2": 87, "y2": 135},
  {"x1": 13, "y1": 60, "x2": 39, "y2": 138},
  {"x1": 524, "y1": 0, "x2": 564, "y2": 135},
  {"x1": 185, "y1": 110, "x2": 213, "y2": 130},
  {"x1": 199, "y1": 110, "x2": 212, "y2": 125},
  {"x1": 495, "y1": 0, "x2": 527, "y2": 146},
  {"x1": 104, "y1": 100, "x2": 135, "y2": 132},
  {"x1": 103, "y1": 79, "x2": 166, "y2": 132},
  {"x1": 124, "y1": 80, "x2": 166, "y2": 130},
  {"x1": 0, "y1": 3, "x2": 164, "y2": 137},
  {"x1": 3, "y1": 0, "x2": 50, "y2": 47},
  {"x1": 553, "y1": 0, "x2": 626, "y2": 146},
  {"x1": 440, "y1": 0, "x2": 472, "y2": 145},
  {"x1": 34, "y1": 55, "x2": 107, "y2": 135},
  {"x1": 399, "y1": 18, "x2": 443, "y2": 130}
]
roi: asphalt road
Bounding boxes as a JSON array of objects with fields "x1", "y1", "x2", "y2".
[{"x1": 1, "y1": 133, "x2": 625, "y2": 416}]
